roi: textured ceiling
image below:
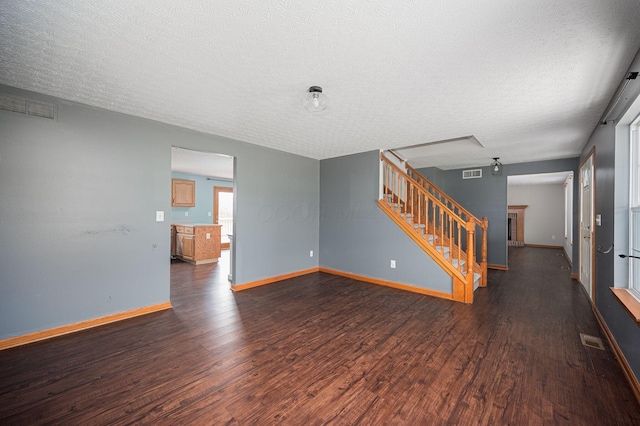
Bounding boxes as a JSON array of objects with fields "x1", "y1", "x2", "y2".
[
  {"x1": 1, "y1": 1, "x2": 640, "y2": 169},
  {"x1": 508, "y1": 171, "x2": 572, "y2": 186},
  {"x1": 171, "y1": 147, "x2": 233, "y2": 180}
]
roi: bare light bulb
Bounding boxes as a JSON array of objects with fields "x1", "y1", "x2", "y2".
[
  {"x1": 491, "y1": 157, "x2": 502, "y2": 176},
  {"x1": 304, "y1": 86, "x2": 328, "y2": 112}
]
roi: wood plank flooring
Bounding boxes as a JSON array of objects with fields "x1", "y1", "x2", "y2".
[{"x1": 1, "y1": 247, "x2": 639, "y2": 424}]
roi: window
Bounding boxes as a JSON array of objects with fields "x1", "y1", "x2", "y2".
[
  {"x1": 611, "y1": 94, "x2": 640, "y2": 322},
  {"x1": 629, "y1": 115, "x2": 640, "y2": 297}
]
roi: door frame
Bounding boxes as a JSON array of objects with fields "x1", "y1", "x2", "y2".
[
  {"x1": 213, "y1": 186, "x2": 233, "y2": 249},
  {"x1": 579, "y1": 147, "x2": 596, "y2": 301}
]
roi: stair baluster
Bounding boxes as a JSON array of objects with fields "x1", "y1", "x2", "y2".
[{"x1": 378, "y1": 151, "x2": 488, "y2": 303}]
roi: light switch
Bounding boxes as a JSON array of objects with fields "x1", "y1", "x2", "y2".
[
  {"x1": 595, "y1": 214, "x2": 602, "y2": 226},
  {"x1": 155, "y1": 211, "x2": 164, "y2": 222},
  {"x1": 208, "y1": 212, "x2": 212, "y2": 217},
  {"x1": 185, "y1": 211, "x2": 189, "y2": 217},
  {"x1": 206, "y1": 233, "x2": 211, "y2": 239}
]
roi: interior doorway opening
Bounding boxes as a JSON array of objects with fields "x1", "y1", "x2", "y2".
[
  {"x1": 507, "y1": 171, "x2": 575, "y2": 271},
  {"x1": 170, "y1": 146, "x2": 235, "y2": 287}
]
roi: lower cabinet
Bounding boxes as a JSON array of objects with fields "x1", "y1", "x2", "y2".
[
  {"x1": 173, "y1": 224, "x2": 221, "y2": 265},
  {"x1": 176, "y1": 233, "x2": 195, "y2": 260}
]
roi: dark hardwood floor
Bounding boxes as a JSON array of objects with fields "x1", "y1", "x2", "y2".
[{"x1": 1, "y1": 247, "x2": 639, "y2": 424}]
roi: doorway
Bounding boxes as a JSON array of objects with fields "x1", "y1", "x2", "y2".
[
  {"x1": 170, "y1": 146, "x2": 235, "y2": 287},
  {"x1": 214, "y1": 186, "x2": 233, "y2": 249},
  {"x1": 579, "y1": 148, "x2": 595, "y2": 300},
  {"x1": 507, "y1": 205, "x2": 527, "y2": 247},
  {"x1": 506, "y1": 171, "x2": 575, "y2": 271}
]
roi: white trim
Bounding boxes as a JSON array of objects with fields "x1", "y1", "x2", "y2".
[
  {"x1": 629, "y1": 116, "x2": 640, "y2": 295},
  {"x1": 612, "y1": 91, "x2": 640, "y2": 289}
]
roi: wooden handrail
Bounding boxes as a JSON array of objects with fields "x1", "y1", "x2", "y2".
[
  {"x1": 380, "y1": 151, "x2": 489, "y2": 301},
  {"x1": 384, "y1": 150, "x2": 485, "y2": 231},
  {"x1": 381, "y1": 153, "x2": 467, "y2": 220},
  {"x1": 405, "y1": 162, "x2": 485, "y2": 230},
  {"x1": 387, "y1": 149, "x2": 406, "y2": 164},
  {"x1": 381, "y1": 153, "x2": 473, "y2": 258}
]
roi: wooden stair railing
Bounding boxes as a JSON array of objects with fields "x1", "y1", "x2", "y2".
[
  {"x1": 398, "y1": 152, "x2": 488, "y2": 282},
  {"x1": 379, "y1": 152, "x2": 488, "y2": 303},
  {"x1": 404, "y1": 160, "x2": 488, "y2": 287}
]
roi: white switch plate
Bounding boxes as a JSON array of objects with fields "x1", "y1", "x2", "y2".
[
  {"x1": 310, "y1": 250, "x2": 314, "y2": 257},
  {"x1": 595, "y1": 214, "x2": 602, "y2": 226},
  {"x1": 155, "y1": 211, "x2": 164, "y2": 222},
  {"x1": 185, "y1": 211, "x2": 189, "y2": 216},
  {"x1": 208, "y1": 211, "x2": 212, "y2": 217},
  {"x1": 390, "y1": 259, "x2": 396, "y2": 268},
  {"x1": 206, "y1": 233, "x2": 210, "y2": 239}
]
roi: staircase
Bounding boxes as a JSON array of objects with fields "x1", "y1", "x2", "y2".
[{"x1": 378, "y1": 151, "x2": 488, "y2": 303}]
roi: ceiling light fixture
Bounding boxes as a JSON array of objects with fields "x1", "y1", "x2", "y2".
[
  {"x1": 303, "y1": 86, "x2": 328, "y2": 112},
  {"x1": 491, "y1": 157, "x2": 503, "y2": 176}
]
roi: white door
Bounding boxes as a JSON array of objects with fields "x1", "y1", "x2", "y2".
[{"x1": 579, "y1": 153, "x2": 595, "y2": 300}]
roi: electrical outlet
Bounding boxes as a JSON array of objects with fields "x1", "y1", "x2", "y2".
[
  {"x1": 155, "y1": 211, "x2": 164, "y2": 222},
  {"x1": 206, "y1": 233, "x2": 211, "y2": 239},
  {"x1": 208, "y1": 211, "x2": 212, "y2": 217},
  {"x1": 185, "y1": 211, "x2": 189, "y2": 217},
  {"x1": 310, "y1": 250, "x2": 314, "y2": 257},
  {"x1": 552, "y1": 235, "x2": 556, "y2": 240},
  {"x1": 390, "y1": 259, "x2": 396, "y2": 268}
]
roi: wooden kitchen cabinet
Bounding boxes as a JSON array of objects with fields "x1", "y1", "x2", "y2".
[
  {"x1": 172, "y1": 224, "x2": 221, "y2": 265},
  {"x1": 176, "y1": 232, "x2": 195, "y2": 260},
  {"x1": 171, "y1": 179, "x2": 195, "y2": 207}
]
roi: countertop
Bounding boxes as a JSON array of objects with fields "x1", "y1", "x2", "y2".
[{"x1": 172, "y1": 223, "x2": 223, "y2": 227}]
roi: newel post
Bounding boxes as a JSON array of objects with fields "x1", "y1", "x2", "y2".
[
  {"x1": 481, "y1": 216, "x2": 488, "y2": 287},
  {"x1": 466, "y1": 219, "x2": 475, "y2": 303}
]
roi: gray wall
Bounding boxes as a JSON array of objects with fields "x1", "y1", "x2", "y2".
[
  {"x1": 418, "y1": 158, "x2": 579, "y2": 270},
  {"x1": 507, "y1": 183, "x2": 565, "y2": 246},
  {"x1": 417, "y1": 166, "x2": 445, "y2": 189},
  {"x1": 320, "y1": 151, "x2": 452, "y2": 294},
  {"x1": 578, "y1": 49, "x2": 640, "y2": 382},
  {"x1": 0, "y1": 85, "x2": 319, "y2": 340},
  {"x1": 582, "y1": 114, "x2": 640, "y2": 382}
]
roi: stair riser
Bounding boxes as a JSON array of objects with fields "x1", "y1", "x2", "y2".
[{"x1": 381, "y1": 157, "x2": 487, "y2": 304}]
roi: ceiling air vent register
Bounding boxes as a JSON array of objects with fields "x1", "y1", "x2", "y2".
[
  {"x1": 0, "y1": 94, "x2": 56, "y2": 120},
  {"x1": 462, "y1": 169, "x2": 482, "y2": 179}
]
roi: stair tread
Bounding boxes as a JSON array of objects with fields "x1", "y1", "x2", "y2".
[
  {"x1": 461, "y1": 271, "x2": 483, "y2": 290},
  {"x1": 380, "y1": 165, "x2": 487, "y2": 300}
]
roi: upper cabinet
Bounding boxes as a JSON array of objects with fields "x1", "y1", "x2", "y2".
[{"x1": 172, "y1": 179, "x2": 195, "y2": 207}]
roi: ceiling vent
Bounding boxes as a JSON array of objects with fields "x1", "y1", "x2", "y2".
[
  {"x1": 462, "y1": 169, "x2": 482, "y2": 179},
  {"x1": 0, "y1": 94, "x2": 56, "y2": 120}
]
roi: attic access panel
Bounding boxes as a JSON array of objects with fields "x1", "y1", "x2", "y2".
[{"x1": 394, "y1": 135, "x2": 485, "y2": 170}]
